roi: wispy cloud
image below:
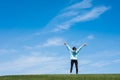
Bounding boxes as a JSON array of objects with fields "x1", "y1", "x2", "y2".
[
  {"x1": 91, "y1": 62, "x2": 110, "y2": 68},
  {"x1": 70, "y1": 6, "x2": 109, "y2": 22},
  {"x1": 1, "y1": 50, "x2": 119, "y2": 75},
  {"x1": 42, "y1": 37, "x2": 64, "y2": 47},
  {"x1": 90, "y1": 58, "x2": 120, "y2": 68},
  {"x1": 24, "y1": 37, "x2": 64, "y2": 50},
  {"x1": 53, "y1": 6, "x2": 109, "y2": 32},
  {"x1": 0, "y1": 55, "x2": 68, "y2": 75},
  {"x1": 65, "y1": 0, "x2": 92, "y2": 10},
  {"x1": 0, "y1": 55, "x2": 51, "y2": 72},
  {"x1": 79, "y1": 60, "x2": 91, "y2": 65},
  {"x1": 70, "y1": 34, "x2": 95, "y2": 46},
  {"x1": 0, "y1": 49, "x2": 17, "y2": 54},
  {"x1": 44, "y1": 0, "x2": 110, "y2": 32},
  {"x1": 113, "y1": 59, "x2": 120, "y2": 63},
  {"x1": 78, "y1": 50, "x2": 120, "y2": 69},
  {"x1": 87, "y1": 34, "x2": 95, "y2": 40}
]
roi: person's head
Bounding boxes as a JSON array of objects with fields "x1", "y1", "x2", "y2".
[{"x1": 72, "y1": 46, "x2": 77, "y2": 51}]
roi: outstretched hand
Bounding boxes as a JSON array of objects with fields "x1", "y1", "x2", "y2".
[
  {"x1": 83, "y1": 43, "x2": 87, "y2": 47},
  {"x1": 64, "y1": 42, "x2": 67, "y2": 45}
]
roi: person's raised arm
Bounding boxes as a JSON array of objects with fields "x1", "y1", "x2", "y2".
[
  {"x1": 76, "y1": 43, "x2": 87, "y2": 53},
  {"x1": 64, "y1": 42, "x2": 72, "y2": 51}
]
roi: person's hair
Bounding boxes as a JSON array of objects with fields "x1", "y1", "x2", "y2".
[{"x1": 72, "y1": 47, "x2": 77, "y2": 50}]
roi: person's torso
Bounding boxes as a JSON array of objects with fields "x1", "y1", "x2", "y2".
[{"x1": 70, "y1": 51, "x2": 78, "y2": 60}]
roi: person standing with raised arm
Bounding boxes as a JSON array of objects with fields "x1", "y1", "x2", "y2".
[{"x1": 64, "y1": 42, "x2": 87, "y2": 74}]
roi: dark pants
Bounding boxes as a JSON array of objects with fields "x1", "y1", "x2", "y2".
[{"x1": 70, "y1": 60, "x2": 78, "y2": 74}]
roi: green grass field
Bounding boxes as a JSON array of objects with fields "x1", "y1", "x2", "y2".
[{"x1": 0, "y1": 74, "x2": 120, "y2": 80}]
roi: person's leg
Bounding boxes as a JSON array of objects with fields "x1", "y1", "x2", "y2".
[
  {"x1": 75, "y1": 60, "x2": 78, "y2": 74},
  {"x1": 70, "y1": 60, "x2": 74, "y2": 73}
]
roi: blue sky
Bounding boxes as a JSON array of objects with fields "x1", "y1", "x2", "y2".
[{"x1": 0, "y1": 0, "x2": 120, "y2": 75}]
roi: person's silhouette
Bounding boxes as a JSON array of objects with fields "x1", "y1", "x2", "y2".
[{"x1": 64, "y1": 42, "x2": 87, "y2": 74}]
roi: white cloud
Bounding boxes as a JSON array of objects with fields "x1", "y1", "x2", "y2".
[
  {"x1": 43, "y1": 0, "x2": 110, "y2": 32},
  {"x1": 42, "y1": 37, "x2": 64, "y2": 47},
  {"x1": 93, "y1": 51, "x2": 120, "y2": 58},
  {"x1": 87, "y1": 34, "x2": 95, "y2": 40},
  {"x1": 24, "y1": 37, "x2": 64, "y2": 50},
  {"x1": 72, "y1": 6, "x2": 109, "y2": 22},
  {"x1": 79, "y1": 60, "x2": 91, "y2": 65},
  {"x1": 53, "y1": 6, "x2": 109, "y2": 32},
  {"x1": 0, "y1": 55, "x2": 68, "y2": 75},
  {"x1": 113, "y1": 59, "x2": 120, "y2": 63},
  {"x1": 34, "y1": 32, "x2": 41, "y2": 36},
  {"x1": 91, "y1": 62, "x2": 110, "y2": 68},
  {"x1": 0, "y1": 56, "x2": 46, "y2": 71},
  {"x1": 0, "y1": 49, "x2": 17, "y2": 54},
  {"x1": 65, "y1": 0, "x2": 92, "y2": 10},
  {"x1": 79, "y1": 50, "x2": 120, "y2": 69},
  {"x1": 24, "y1": 46, "x2": 33, "y2": 50},
  {"x1": 0, "y1": 56, "x2": 51, "y2": 72},
  {"x1": 51, "y1": 0, "x2": 92, "y2": 32},
  {"x1": 1, "y1": 50, "x2": 119, "y2": 75}
]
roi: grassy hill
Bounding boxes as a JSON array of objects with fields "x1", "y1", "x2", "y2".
[{"x1": 0, "y1": 74, "x2": 120, "y2": 80}]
